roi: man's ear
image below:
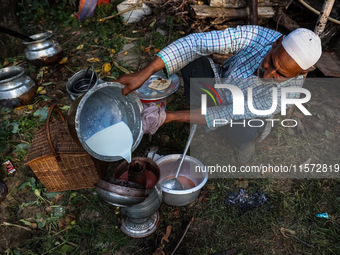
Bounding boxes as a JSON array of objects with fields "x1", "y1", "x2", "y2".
[
  {"x1": 272, "y1": 35, "x2": 284, "y2": 48},
  {"x1": 299, "y1": 65, "x2": 316, "y2": 76}
]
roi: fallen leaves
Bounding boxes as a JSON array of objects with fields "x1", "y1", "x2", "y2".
[
  {"x1": 59, "y1": 57, "x2": 68, "y2": 64},
  {"x1": 280, "y1": 227, "x2": 296, "y2": 238},
  {"x1": 87, "y1": 57, "x2": 100, "y2": 63},
  {"x1": 58, "y1": 214, "x2": 76, "y2": 231},
  {"x1": 103, "y1": 62, "x2": 112, "y2": 73},
  {"x1": 37, "y1": 86, "x2": 46, "y2": 95},
  {"x1": 153, "y1": 225, "x2": 172, "y2": 255},
  {"x1": 76, "y1": 44, "x2": 84, "y2": 50},
  {"x1": 112, "y1": 61, "x2": 131, "y2": 74}
]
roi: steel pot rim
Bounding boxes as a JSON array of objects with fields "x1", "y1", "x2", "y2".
[
  {"x1": 74, "y1": 82, "x2": 143, "y2": 162},
  {"x1": 0, "y1": 66, "x2": 25, "y2": 85},
  {"x1": 156, "y1": 154, "x2": 208, "y2": 194},
  {"x1": 22, "y1": 32, "x2": 53, "y2": 45}
]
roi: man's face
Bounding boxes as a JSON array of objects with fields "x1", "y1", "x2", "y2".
[{"x1": 257, "y1": 37, "x2": 304, "y2": 82}]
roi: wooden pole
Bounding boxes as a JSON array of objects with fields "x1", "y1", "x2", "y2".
[
  {"x1": 248, "y1": 0, "x2": 258, "y2": 25},
  {"x1": 314, "y1": 0, "x2": 335, "y2": 36}
]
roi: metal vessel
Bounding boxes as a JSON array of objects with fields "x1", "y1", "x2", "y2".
[
  {"x1": 23, "y1": 32, "x2": 63, "y2": 66},
  {"x1": 0, "y1": 66, "x2": 36, "y2": 108},
  {"x1": 67, "y1": 82, "x2": 143, "y2": 162},
  {"x1": 156, "y1": 154, "x2": 208, "y2": 206},
  {"x1": 96, "y1": 157, "x2": 162, "y2": 238}
]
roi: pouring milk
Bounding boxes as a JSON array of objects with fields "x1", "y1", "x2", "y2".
[{"x1": 85, "y1": 121, "x2": 133, "y2": 163}]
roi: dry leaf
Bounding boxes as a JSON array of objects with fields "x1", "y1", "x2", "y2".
[
  {"x1": 103, "y1": 63, "x2": 112, "y2": 72},
  {"x1": 110, "y1": 49, "x2": 115, "y2": 54},
  {"x1": 207, "y1": 184, "x2": 215, "y2": 190},
  {"x1": 87, "y1": 58, "x2": 100, "y2": 62},
  {"x1": 161, "y1": 226, "x2": 172, "y2": 246},
  {"x1": 59, "y1": 57, "x2": 68, "y2": 64},
  {"x1": 154, "y1": 48, "x2": 161, "y2": 54},
  {"x1": 76, "y1": 44, "x2": 84, "y2": 50},
  {"x1": 234, "y1": 180, "x2": 248, "y2": 189},
  {"x1": 3, "y1": 60, "x2": 9, "y2": 66},
  {"x1": 172, "y1": 209, "x2": 180, "y2": 217},
  {"x1": 280, "y1": 227, "x2": 296, "y2": 238},
  {"x1": 30, "y1": 222, "x2": 38, "y2": 229},
  {"x1": 37, "y1": 86, "x2": 44, "y2": 93},
  {"x1": 94, "y1": 37, "x2": 99, "y2": 43}
]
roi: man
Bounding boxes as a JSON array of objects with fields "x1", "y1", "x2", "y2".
[{"x1": 116, "y1": 25, "x2": 322, "y2": 163}]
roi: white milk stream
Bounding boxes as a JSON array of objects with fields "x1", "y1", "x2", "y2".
[{"x1": 85, "y1": 121, "x2": 133, "y2": 163}]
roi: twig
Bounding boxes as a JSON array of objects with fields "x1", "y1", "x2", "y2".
[
  {"x1": 64, "y1": 65, "x2": 76, "y2": 74},
  {"x1": 131, "y1": 247, "x2": 145, "y2": 255},
  {"x1": 59, "y1": 236, "x2": 78, "y2": 247},
  {"x1": 290, "y1": 235, "x2": 313, "y2": 248},
  {"x1": 2, "y1": 222, "x2": 32, "y2": 232},
  {"x1": 171, "y1": 216, "x2": 194, "y2": 255},
  {"x1": 112, "y1": 61, "x2": 131, "y2": 74},
  {"x1": 99, "y1": 0, "x2": 143, "y2": 22}
]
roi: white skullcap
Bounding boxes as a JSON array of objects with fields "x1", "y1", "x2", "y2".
[{"x1": 282, "y1": 28, "x2": 322, "y2": 70}]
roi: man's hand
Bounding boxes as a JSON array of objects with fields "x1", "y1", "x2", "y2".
[
  {"x1": 116, "y1": 71, "x2": 149, "y2": 96},
  {"x1": 115, "y1": 56, "x2": 166, "y2": 96}
]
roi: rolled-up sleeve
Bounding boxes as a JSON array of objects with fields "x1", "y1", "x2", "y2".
[{"x1": 156, "y1": 26, "x2": 265, "y2": 76}]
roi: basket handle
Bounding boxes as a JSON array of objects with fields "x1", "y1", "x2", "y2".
[{"x1": 46, "y1": 104, "x2": 65, "y2": 161}]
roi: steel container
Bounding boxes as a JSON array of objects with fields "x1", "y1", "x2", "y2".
[
  {"x1": 67, "y1": 82, "x2": 143, "y2": 162},
  {"x1": 23, "y1": 32, "x2": 63, "y2": 66},
  {"x1": 155, "y1": 154, "x2": 208, "y2": 206},
  {"x1": 66, "y1": 67, "x2": 102, "y2": 100},
  {"x1": 0, "y1": 66, "x2": 36, "y2": 108}
]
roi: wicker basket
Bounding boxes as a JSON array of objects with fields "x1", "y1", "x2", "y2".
[{"x1": 25, "y1": 104, "x2": 105, "y2": 192}]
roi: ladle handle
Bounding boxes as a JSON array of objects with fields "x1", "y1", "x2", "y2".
[
  {"x1": 175, "y1": 124, "x2": 197, "y2": 178},
  {"x1": 0, "y1": 26, "x2": 35, "y2": 42}
]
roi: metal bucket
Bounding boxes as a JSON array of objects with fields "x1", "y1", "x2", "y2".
[
  {"x1": 155, "y1": 154, "x2": 208, "y2": 206},
  {"x1": 67, "y1": 82, "x2": 143, "y2": 162},
  {"x1": 66, "y1": 66, "x2": 101, "y2": 100}
]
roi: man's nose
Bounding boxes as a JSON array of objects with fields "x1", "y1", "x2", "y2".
[{"x1": 263, "y1": 68, "x2": 276, "y2": 78}]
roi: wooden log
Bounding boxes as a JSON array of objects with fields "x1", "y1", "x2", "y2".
[
  {"x1": 314, "y1": 0, "x2": 335, "y2": 36},
  {"x1": 273, "y1": 9, "x2": 300, "y2": 31},
  {"x1": 191, "y1": 5, "x2": 275, "y2": 19},
  {"x1": 209, "y1": 0, "x2": 283, "y2": 8}
]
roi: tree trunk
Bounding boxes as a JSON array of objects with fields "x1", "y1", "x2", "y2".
[{"x1": 0, "y1": 0, "x2": 24, "y2": 60}]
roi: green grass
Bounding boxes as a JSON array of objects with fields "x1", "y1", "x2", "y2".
[{"x1": 1, "y1": 2, "x2": 339, "y2": 255}]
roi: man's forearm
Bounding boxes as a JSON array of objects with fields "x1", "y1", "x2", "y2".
[
  {"x1": 141, "y1": 56, "x2": 165, "y2": 77},
  {"x1": 164, "y1": 109, "x2": 206, "y2": 125}
]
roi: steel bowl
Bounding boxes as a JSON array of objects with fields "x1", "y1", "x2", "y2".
[
  {"x1": 67, "y1": 82, "x2": 143, "y2": 162},
  {"x1": 0, "y1": 66, "x2": 36, "y2": 108},
  {"x1": 155, "y1": 154, "x2": 208, "y2": 206},
  {"x1": 23, "y1": 32, "x2": 63, "y2": 66}
]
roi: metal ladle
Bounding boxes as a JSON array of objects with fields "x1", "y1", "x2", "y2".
[{"x1": 161, "y1": 124, "x2": 197, "y2": 190}]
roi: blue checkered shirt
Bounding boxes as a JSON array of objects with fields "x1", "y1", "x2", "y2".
[{"x1": 157, "y1": 25, "x2": 304, "y2": 128}]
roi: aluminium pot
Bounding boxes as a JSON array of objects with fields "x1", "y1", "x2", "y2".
[
  {"x1": 155, "y1": 154, "x2": 208, "y2": 206},
  {"x1": 22, "y1": 32, "x2": 63, "y2": 66},
  {"x1": 0, "y1": 66, "x2": 36, "y2": 108}
]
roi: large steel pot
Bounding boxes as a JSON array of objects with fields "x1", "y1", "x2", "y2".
[
  {"x1": 22, "y1": 32, "x2": 63, "y2": 66},
  {"x1": 155, "y1": 154, "x2": 208, "y2": 206},
  {"x1": 0, "y1": 66, "x2": 36, "y2": 108},
  {"x1": 67, "y1": 82, "x2": 143, "y2": 162}
]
